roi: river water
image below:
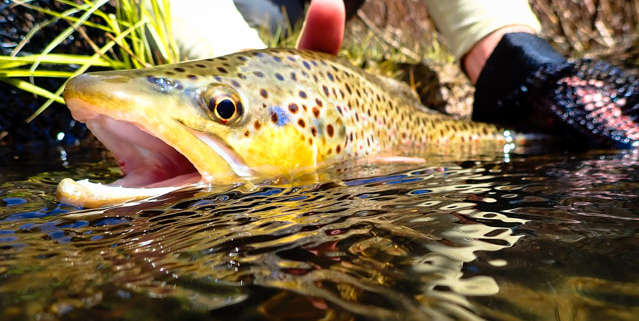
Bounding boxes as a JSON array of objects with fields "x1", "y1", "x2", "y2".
[{"x1": 0, "y1": 144, "x2": 638, "y2": 320}]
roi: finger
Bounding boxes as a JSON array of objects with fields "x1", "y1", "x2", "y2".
[{"x1": 296, "y1": 0, "x2": 345, "y2": 55}]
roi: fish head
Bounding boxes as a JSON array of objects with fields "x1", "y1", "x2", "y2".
[{"x1": 60, "y1": 49, "x2": 342, "y2": 207}]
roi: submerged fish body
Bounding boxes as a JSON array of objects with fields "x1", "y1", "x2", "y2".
[{"x1": 59, "y1": 48, "x2": 509, "y2": 207}]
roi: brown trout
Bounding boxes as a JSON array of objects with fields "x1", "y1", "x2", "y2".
[{"x1": 58, "y1": 48, "x2": 514, "y2": 208}]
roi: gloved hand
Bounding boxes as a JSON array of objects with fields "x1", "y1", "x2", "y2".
[{"x1": 473, "y1": 32, "x2": 639, "y2": 148}]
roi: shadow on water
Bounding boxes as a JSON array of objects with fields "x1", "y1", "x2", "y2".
[{"x1": 1, "y1": 145, "x2": 639, "y2": 320}]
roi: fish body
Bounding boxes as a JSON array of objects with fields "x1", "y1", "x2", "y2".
[{"x1": 59, "y1": 48, "x2": 511, "y2": 207}]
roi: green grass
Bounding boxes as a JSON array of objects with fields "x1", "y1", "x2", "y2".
[{"x1": 1, "y1": 0, "x2": 180, "y2": 121}]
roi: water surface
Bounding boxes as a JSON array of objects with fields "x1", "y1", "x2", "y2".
[{"x1": 1, "y1": 145, "x2": 638, "y2": 320}]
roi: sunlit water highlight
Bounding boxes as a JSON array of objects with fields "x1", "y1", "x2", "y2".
[{"x1": 1, "y1": 146, "x2": 639, "y2": 320}]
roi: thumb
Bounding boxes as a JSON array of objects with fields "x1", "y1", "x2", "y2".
[{"x1": 296, "y1": 0, "x2": 345, "y2": 55}]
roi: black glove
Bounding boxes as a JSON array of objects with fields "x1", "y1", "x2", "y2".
[{"x1": 473, "y1": 32, "x2": 639, "y2": 148}]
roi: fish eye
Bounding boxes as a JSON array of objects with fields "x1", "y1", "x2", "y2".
[
  {"x1": 211, "y1": 98, "x2": 237, "y2": 120},
  {"x1": 200, "y1": 85, "x2": 244, "y2": 124}
]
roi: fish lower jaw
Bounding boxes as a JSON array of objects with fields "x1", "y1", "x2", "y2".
[{"x1": 57, "y1": 178, "x2": 197, "y2": 209}]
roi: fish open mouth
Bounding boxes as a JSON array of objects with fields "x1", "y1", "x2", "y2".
[
  {"x1": 83, "y1": 113, "x2": 202, "y2": 189},
  {"x1": 57, "y1": 97, "x2": 247, "y2": 208}
]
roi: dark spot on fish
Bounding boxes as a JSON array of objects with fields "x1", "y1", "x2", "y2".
[
  {"x1": 311, "y1": 60, "x2": 318, "y2": 66},
  {"x1": 327, "y1": 124, "x2": 334, "y2": 137},
  {"x1": 238, "y1": 56, "x2": 248, "y2": 61},
  {"x1": 271, "y1": 112, "x2": 279, "y2": 124},
  {"x1": 237, "y1": 73, "x2": 246, "y2": 79},
  {"x1": 287, "y1": 56, "x2": 296, "y2": 62},
  {"x1": 253, "y1": 52, "x2": 264, "y2": 57},
  {"x1": 273, "y1": 56, "x2": 282, "y2": 62},
  {"x1": 303, "y1": 61, "x2": 311, "y2": 70},
  {"x1": 308, "y1": 138, "x2": 313, "y2": 145},
  {"x1": 311, "y1": 127, "x2": 317, "y2": 137},
  {"x1": 217, "y1": 67, "x2": 228, "y2": 73},
  {"x1": 218, "y1": 57, "x2": 228, "y2": 61},
  {"x1": 196, "y1": 64, "x2": 206, "y2": 68},
  {"x1": 275, "y1": 73, "x2": 284, "y2": 81},
  {"x1": 244, "y1": 130, "x2": 250, "y2": 137},
  {"x1": 313, "y1": 74, "x2": 318, "y2": 82},
  {"x1": 323, "y1": 86, "x2": 329, "y2": 97},
  {"x1": 253, "y1": 71, "x2": 265, "y2": 78},
  {"x1": 254, "y1": 120, "x2": 261, "y2": 130},
  {"x1": 260, "y1": 89, "x2": 268, "y2": 98},
  {"x1": 327, "y1": 72, "x2": 334, "y2": 81},
  {"x1": 312, "y1": 108, "x2": 320, "y2": 118},
  {"x1": 315, "y1": 98, "x2": 323, "y2": 107},
  {"x1": 298, "y1": 119, "x2": 306, "y2": 128},
  {"x1": 336, "y1": 145, "x2": 341, "y2": 153},
  {"x1": 288, "y1": 103, "x2": 299, "y2": 113},
  {"x1": 345, "y1": 83, "x2": 352, "y2": 94},
  {"x1": 290, "y1": 72, "x2": 297, "y2": 81},
  {"x1": 327, "y1": 148, "x2": 332, "y2": 155},
  {"x1": 299, "y1": 90, "x2": 307, "y2": 99},
  {"x1": 339, "y1": 89, "x2": 345, "y2": 99},
  {"x1": 336, "y1": 106, "x2": 343, "y2": 115},
  {"x1": 174, "y1": 67, "x2": 185, "y2": 72},
  {"x1": 188, "y1": 74, "x2": 198, "y2": 80},
  {"x1": 165, "y1": 71, "x2": 175, "y2": 76},
  {"x1": 231, "y1": 80, "x2": 240, "y2": 88},
  {"x1": 214, "y1": 76, "x2": 222, "y2": 82},
  {"x1": 302, "y1": 104, "x2": 308, "y2": 111}
]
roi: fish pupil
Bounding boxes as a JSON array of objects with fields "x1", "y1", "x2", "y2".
[{"x1": 214, "y1": 99, "x2": 236, "y2": 119}]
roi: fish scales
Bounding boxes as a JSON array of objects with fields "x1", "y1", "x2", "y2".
[{"x1": 125, "y1": 49, "x2": 499, "y2": 159}]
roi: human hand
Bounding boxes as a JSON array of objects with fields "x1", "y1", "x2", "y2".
[
  {"x1": 473, "y1": 33, "x2": 639, "y2": 148},
  {"x1": 295, "y1": 0, "x2": 345, "y2": 55}
]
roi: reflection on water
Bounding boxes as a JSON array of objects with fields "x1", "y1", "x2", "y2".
[{"x1": 1, "y1": 147, "x2": 639, "y2": 320}]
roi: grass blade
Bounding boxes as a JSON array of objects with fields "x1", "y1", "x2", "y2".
[
  {"x1": 0, "y1": 70, "x2": 76, "y2": 78},
  {"x1": 27, "y1": 17, "x2": 149, "y2": 122},
  {"x1": 29, "y1": 0, "x2": 110, "y2": 74},
  {"x1": 0, "y1": 78, "x2": 65, "y2": 105},
  {"x1": 0, "y1": 54, "x2": 123, "y2": 68}
]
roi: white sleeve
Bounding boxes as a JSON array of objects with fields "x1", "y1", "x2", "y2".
[
  {"x1": 423, "y1": 0, "x2": 541, "y2": 58},
  {"x1": 167, "y1": 0, "x2": 266, "y2": 59}
]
